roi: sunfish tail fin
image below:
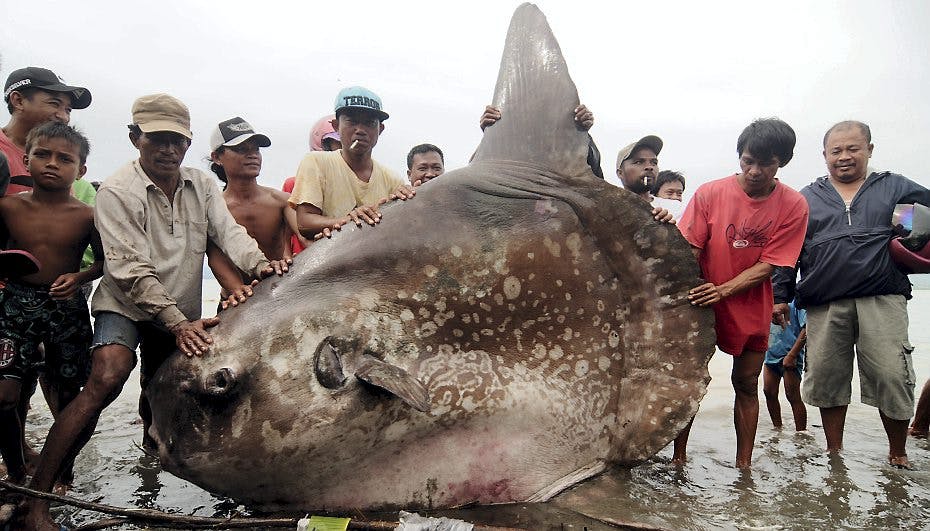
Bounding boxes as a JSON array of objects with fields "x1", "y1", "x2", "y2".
[{"x1": 472, "y1": 3, "x2": 591, "y2": 177}]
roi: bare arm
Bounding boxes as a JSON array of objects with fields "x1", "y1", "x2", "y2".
[
  {"x1": 689, "y1": 255, "x2": 775, "y2": 307},
  {"x1": 296, "y1": 203, "x2": 350, "y2": 239},
  {"x1": 283, "y1": 203, "x2": 311, "y2": 253}
]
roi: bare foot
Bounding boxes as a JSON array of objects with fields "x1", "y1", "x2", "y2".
[
  {"x1": 909, "y1": 426, "x2": 929, "y2": 439},
  {"x1": 889, "y1": 455, "x2": 912, "y2": 470},
  {"x1": 670, "y1": 454, "x2": 687, "y2": 465}
]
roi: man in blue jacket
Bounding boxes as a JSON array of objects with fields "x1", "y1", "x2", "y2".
[{"x1": 775, "y1": 120, "x2": 930, "y2": 468}]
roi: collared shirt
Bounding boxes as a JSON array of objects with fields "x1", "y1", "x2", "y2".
[{"x1": 92, "y1": 160, "x2": 269, "y2": 328}]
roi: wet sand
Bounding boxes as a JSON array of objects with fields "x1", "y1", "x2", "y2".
[{"x1": 16, "y1": 283, "x2": 930, "y2": 529}]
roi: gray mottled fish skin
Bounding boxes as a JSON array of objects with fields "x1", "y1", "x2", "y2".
[{"x1": 147, "y1": 2, "x2": 715, "y2": 511}]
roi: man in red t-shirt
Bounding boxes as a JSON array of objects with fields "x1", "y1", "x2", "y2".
[
  {"x1": 1, "y1": 67, "x2": 92, "y2": 196},
  {"x1": 675, "y1": 118, "x2": 809, "y2": 469}
]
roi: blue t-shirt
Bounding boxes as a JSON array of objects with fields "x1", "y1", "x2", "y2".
[{"x1": 765, "y1": 301, "x2": 806, "y2": 370}]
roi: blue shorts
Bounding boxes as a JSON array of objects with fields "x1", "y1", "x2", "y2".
[{"x1": 92, "y1": 311, "x2": 176, "y2": 388}]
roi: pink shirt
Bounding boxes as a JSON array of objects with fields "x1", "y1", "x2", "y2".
[
  {"x1": 679, "y1": 175, "x2": 808, "y2": 355},
  {"x1": 0, "y1": 129, "x2": 30, "y2": 195}
]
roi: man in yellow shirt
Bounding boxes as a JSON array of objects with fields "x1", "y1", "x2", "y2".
[{"x1": 290, "y1": 86, "x2": 414, "y2": 239}]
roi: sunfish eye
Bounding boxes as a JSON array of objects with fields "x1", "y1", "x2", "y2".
[{"x1": 314, "y1": 339, "x2": 347, "y2": 390}]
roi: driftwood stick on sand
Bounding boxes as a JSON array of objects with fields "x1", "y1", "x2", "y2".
[{"x1": 0, "y1": 479, "x2": 528, "y2": 530}]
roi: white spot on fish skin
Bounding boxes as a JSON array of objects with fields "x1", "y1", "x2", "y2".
[
  {"x1": 480, "y1": 302, "x2": 492, "y2": 312},
  {"x1": 574, "y1": 359, "x2": 589, "y2": 377},
  {"x1": 423, "y1": 265, "x2": 438, "y2": 278},
  {"x1": 435, "y1": 299, "x2": 447, "y2": 312},
  {"x1": 665, "y1": 363, "x2": 674, "y2": 371},
  {"x1": 419, "y1": 322, "x2": 438, "y2": 337},
  {"x1": 493, "y1": 258, "x2": 509, "y2": 274},
  {"x1": 419, "y1": 308, "x2": 431, "y2": 319},
  {"x1": 565, "y1": 292, "x2": 572, "y2": 301},
  {"x1": 503, "y1": 276, "x2": 521, "y2": 300},
  {"x1": 608, "y1": 330, "x2": 621, "y2": 348},
  {"x1": 533, "y1": 344, "x2": 547, "y2": 359},
  {"x1": 598, "y1": 356, "x2": 611, "y2": 371},
  {"x1": 562, "y1": 328, "x2": 573, "y2": 341},
  {"x1": 592, "y1": 316, "x2": 601, "y2": 327},
  {"x1": 450, "y1": 245, "x2": 462, "y2": 257},
  {"x1": 453, "y1": 329, "x2": 464, "y2": 337},
  {"x1": 397, "y1": 290, "x2": 408, "y2": 299},
  {"x1": 566, "y1": 232, "x2": 582, "y2": 259},
  {"x1": 494, "y1": 293, "x2": 504, "y2": 305},
  {"x1": 597, "y1": 300, "x2": 605, "y2": 312},
  {"x1": 556, "y1": 279, "x2": 563, "y2": 287},
  {"x1": 481, "y1": 329, "x2": 494, "y2": 336},
  {"x1": 527, "y1": 252, "x2": 535, "y2": 259},
  {"x1": 557, "y1": 315, "x2": 566, "y2": 324},
  {"x1": 549, "y1": 345, "x2": 564, "y2": 359},
  {"x1": 543, "y1": 236, "x2": 561, "y2": 258},
  {"x1": 400, "y1": 309, "x2": 415, "y2": 321}
]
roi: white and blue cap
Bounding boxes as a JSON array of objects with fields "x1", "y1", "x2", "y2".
[
  {"x1": 210, "y1": 117, "x2": 271, "y2": 153},
  {"x1": 334, "y1": 86, "x2": 389, "y2": 121}
]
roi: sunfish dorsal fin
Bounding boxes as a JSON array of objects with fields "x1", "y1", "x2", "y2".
[{"x1": 471, "y1": 3, "x2": 590, "y2": 178}]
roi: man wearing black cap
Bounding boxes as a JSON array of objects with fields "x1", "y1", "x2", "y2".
[
  {"x1": 290, "y1": 86, "x2": 415, "y2": 239},
  {"x1": 2, "y1": 66, "x2": 91, "y2": 196}
]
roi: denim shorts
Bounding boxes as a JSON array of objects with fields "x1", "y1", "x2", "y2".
[{"x1": 92, "y1": 311, "x2": 176, "y2": 387}]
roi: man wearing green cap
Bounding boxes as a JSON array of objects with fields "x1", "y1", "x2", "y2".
[{"x1": 290, "y1": 86, "x2": 415, "y2": 239}]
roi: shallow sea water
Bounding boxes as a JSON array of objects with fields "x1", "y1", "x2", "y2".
[{"x1": 22, "y1": 281, "x2": 930, "y2": 530}]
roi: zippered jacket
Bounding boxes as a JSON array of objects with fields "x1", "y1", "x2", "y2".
[{"x1": 775, "y1": 171, "x2": 930, "y2": 307}]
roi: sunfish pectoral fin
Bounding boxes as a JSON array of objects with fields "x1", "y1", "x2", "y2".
[
  {"x1": 471, "y1": 2, "x2": 590, "y2": 178},
  {"x1": 355, "y1": 355, "x2": 431, "y2": 413}
]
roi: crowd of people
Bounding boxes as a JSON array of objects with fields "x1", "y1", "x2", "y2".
[{"x1": 0, "y1": 64, "x2": 929, "y2": 530}]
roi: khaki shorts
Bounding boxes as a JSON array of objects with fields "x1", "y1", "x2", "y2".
[{"x1": 802, "y1": 295, "x2": 916, "y2": 420}]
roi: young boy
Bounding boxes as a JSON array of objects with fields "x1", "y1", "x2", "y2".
[
  {"x1": 762, "y1": 299, "x2": 807, "y2": 431},
  {"x1": 0, "y1": 122, "x2": 102, "y2": 486},
  {"x1": 206, "y1": 117, "x2": 292, "y2": 309}
]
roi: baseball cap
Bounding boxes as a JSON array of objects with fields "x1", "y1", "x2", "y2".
[
  {"x1": 616, "y1": 135, "x2": 663, "y2": 170},
  {"x1": 131, "y1": 93, "x2": 192, "y2": 139},
  {"x1": 3, "y1": 67, "x2": 92, "y2": 109},
  {"x1": 309, "y1": 114, "x2": 340, "y2": 151},
  {"x1": 333, "y1": 86, "x2": 389, "y2": 121},
  {"x1": 210, "y1": 117, "x2": 271, "y2": 153}
]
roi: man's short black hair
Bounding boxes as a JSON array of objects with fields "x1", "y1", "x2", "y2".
[
  {"x1": 6, "y1": 86, "x2": 40, "y2": 114},
  {"x1": 406, "y1": 143, "x2": 444, "y2": 170},
  {"x1": 822, "y1": 120, "x2": 871, "y2": 147},
  {"x1": 736, "y1": 118, "x2": 796, "y2": 168},
  {"x1": 25, "y1": 121, "x2": 90, "y2": 165},
  {"x1": 208, "y1": 147, "x2": 228, "y2": 190},
  {"x1": 651, "y1": 170, "x2": 686, "y2": 195}
]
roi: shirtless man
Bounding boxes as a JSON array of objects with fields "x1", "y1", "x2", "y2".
[
  {"x1": 0, "y1": 122, "x2": 102, "y2": 488},
  {"x1": 207, "y1": 117, "x2": 292, "y2": 308}
]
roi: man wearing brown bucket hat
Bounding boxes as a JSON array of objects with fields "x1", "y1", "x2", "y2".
[{"x1": 19, "y1": 93, "x2": 289, "y2": 531}]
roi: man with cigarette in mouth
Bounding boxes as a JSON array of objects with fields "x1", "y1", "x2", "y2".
[
  {"x1": 289, "y1": 86, "x2": 414, "y2": 239},
  {"x1": 616, "y1": 135, "x2": 678, "y2": 221}
]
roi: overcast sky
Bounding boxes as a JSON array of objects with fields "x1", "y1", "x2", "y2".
[{"x1": 2, "y1": 0, "x2": 928, "y2": 198}]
